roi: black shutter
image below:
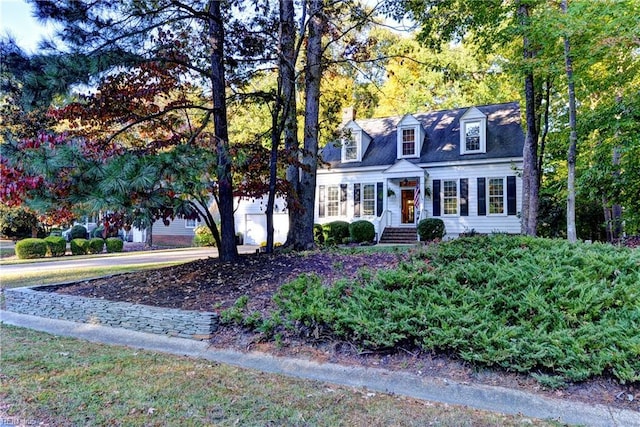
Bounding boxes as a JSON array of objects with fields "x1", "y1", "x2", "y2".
[
  {"x1": 477, "y1": 177, "x2": 486, "y2": 216},
  {"x1": 507, "y1": 176, "x2": 517, "y2": 215},
  {"x1": 354, "y1": 183, "x2": 361, "y2": 217},
  {"x1": 376, "y1": 182, "x2": 383, "y2": 216},
  {"x1": 432, "y1": 179, "x2": 441, "y2": 217},
  {"x1": 318, "y1": 185, "x2": 325, "y2": 218},
  {"x1": 340, "y1": 184, "x2": 347, "y2": 216},
  {"x1": 460, "y1": 178, "x2": 469, "y2": 216}
]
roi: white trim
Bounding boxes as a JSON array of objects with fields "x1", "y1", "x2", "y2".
[
  {"x1": 185, "y1": 218, "x2": 199, "y2": 228},
  {"x1": 459, "y1": 107, "x2": 487, "y2": 155},
  {"x1": 486, "y1": 176, "x2": 508, "y2": 216},
  {"x1": 418, "y1": 157, "x2": 522, "y2": 168},
  {"x1": 341, "y1": 129, "x2": 361, "y2": 162}
]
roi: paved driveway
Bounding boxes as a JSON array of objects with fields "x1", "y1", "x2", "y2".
[{"x1": 0, "y1": 245, "x2": 258, "y2": 277}]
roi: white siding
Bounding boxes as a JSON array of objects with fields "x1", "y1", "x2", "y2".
[{"x1": 426, "y1": 162, "x2": 523, "y2": 237}]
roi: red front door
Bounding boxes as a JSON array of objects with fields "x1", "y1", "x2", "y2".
[{"x1": 401, "y1": 189, "x2": 415, "y2": 224}]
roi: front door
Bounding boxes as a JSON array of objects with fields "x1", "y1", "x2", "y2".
[{"x1": 401, "y1": 189, "x2": 415, "y2": 224}]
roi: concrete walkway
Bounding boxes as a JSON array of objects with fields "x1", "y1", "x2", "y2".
[{"x1": 2, "y1": 310, "x2": 638, "y2": 427}]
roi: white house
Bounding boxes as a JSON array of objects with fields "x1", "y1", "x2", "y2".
[
  {"x1": 316, "y1": 101, "x2": 525, "y2": 241},
  {"x1": 236, "y1": 101, "x2": 525, "y2": 244}
]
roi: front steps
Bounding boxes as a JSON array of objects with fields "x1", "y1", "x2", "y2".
[{"x1": 379, "y1": 227, "x2": 418, "y2": 244}]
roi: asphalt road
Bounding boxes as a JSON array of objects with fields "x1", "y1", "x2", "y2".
[{"x1": 0, "y1": 245, "x2": 259, "y2": 277}]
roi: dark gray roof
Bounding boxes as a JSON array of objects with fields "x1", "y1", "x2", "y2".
[{"x1": 320, "y1": 101, "x2": 524, "y2": 169}]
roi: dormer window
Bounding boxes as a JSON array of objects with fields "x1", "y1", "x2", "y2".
[
  {"x1": 396, "y1": 114, "x2": 422, "y2": 159},
  {"x1": 343, "y1": 133, "x2": 359, "y2": 161},
  {"x1": 459, "y1": 107, "x2": 487, "y2": 155},
  {"x1": 341, "y1": 122, "x2": 369, "y2": 163},
  {"x1": 402, "y1": 128, "x2": 416, "y2": 156}
]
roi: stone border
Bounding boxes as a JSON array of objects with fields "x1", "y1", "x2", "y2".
[{"x1": 3, "y1": 286, "x2": 218, "y2": 340}]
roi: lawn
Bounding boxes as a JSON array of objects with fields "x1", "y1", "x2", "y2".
[{"x1": 1, "y1": 325, "x2": 556, "y2": 426}]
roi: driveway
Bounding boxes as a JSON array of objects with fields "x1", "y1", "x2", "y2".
[{"x1": 0, "y1": 245, "x2": 259, "y2": 277}]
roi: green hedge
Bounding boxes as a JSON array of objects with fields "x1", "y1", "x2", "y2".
[
  {"x1": 349, "y1": 220, "x2": 375, "y2": 243},
  {"x1": 87, "y1": 238, "x2": 105, "y2": 254},
  {"x1": 15, "y1": 238, "x2": 47, "y2": 259},
  {"x1": 417, "y1": 218, "x2": 445, "y2": 241},
  {"x1": 44, "y1": 236, "x2": 66, "y2": 257},
  {"x1": 70, "y1": 238, "x2": 88, "y2": 255},
  {"x1": 106, "y1": 237, "x2": 124, "y2": 253}
]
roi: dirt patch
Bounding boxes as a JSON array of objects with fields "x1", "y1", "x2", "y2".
[{"x1": 47, "y1": 249, "x2": 639, "y2": 414}]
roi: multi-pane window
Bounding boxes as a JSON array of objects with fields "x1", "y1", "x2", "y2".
[
  {"x1": 488, "y1": 178, "x2": 505, "y2": 214},
  {"x1": 185, "y1": 218, "x2": 198, "y2": 228},
  {"x1": 362, "y1": 184, "x2": 375, "y2": 215},
  {"x1": 402, "y1": 128, "x2": 415, "y2": 156},
  {"x1": 343, "y1": 137, "x2": 358, "y2": 161},
  {"x1": 443, "y1": 180, "x2": 458, "y2": 215},
  {"x1": 327, "y1": 186, "x2": 340, "y2": 216},
  {"x1": 465, "y1": 122, "x2": 481, "y2": 152}
]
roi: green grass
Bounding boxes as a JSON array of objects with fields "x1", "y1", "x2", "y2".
[
  {"x1": 1, "y1": 325, "x2": 557, "y2": 426},
  {"x1": 271, "y1": 235, "x2": 640, "y2": 385},
  {"x1": 0, "y1": 261, "x2": 185, "y2": 289}
]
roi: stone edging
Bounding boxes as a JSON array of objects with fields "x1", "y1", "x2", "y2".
[{"x1": 3, "y1": 286, "x2": 218, "y2": 341}]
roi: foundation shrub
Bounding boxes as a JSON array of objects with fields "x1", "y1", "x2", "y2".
[
  {"x1": 15, "y1": 238, "x2": 47, "y2": 259},
  {"x1": 69, "y1": 224, "x2": 88, "y2": 240},
  {"x1": 325, "y1": 221, "x2": 350, "y2": 245},
  {"x1": 417, "y1": 218, "x2": 445, "y2": 241},
  {"x1": 193, "y1": 225, "x2": 216, "y2": 247},
  {"x1": 349, "y1": 220, "x2": 375, "y2": 243}
]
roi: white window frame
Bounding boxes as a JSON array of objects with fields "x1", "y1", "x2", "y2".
[
  {"x1": 185, "y1": 218, "x2": 199, "y2": 228},
  {"x1": 398, "y1": 125, "x2": 420, "y2": 159},
  {"x1": 341, "y1": 130, "x2": 361, "y2": 162},
  {"x1": 442, "y1": 179, "x2": 459, "y2": 216},
  {"x1": 327, "y1": 185, "x2": 341, "y2": 217},
  {"x1": 362, "y1": 183, "x2": 376, "y2": 216},
  {"x1": 487, "y1": 177, "x2": 507, "y2": 215},
  {"x1": 460, "y1": 117, "x2": 487, "y2": 155}
]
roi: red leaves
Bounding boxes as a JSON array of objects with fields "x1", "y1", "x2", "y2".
[{"x1": 0, "y1": 157, "x2": 43, "y2": 207}]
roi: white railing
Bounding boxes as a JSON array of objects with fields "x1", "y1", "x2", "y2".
[{"x1": 377, "y1": 210, "x2": 392, "y2": 242}]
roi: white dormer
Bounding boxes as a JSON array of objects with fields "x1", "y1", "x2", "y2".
[
  {"x1": 341, "y1": 121, "x2": 370, "y2": 163},
  {"x1": 459, "y1": 107, "x2": 487, "y2": 155},
  {"x1": 396, "y1": 114, "x2": 422, "y2": 159}
]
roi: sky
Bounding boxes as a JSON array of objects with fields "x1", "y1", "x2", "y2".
[{"x1": 0, "y1": 0, "x2": 55, "y2": 53}]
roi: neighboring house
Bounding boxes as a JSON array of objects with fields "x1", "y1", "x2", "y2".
[
  {"x1": 132, "y1": 217, "x2": 201, "y2": 246},
  {"x1": 317, "y1": 101, "x2": 525, "y2": 241},
  {"x1": 234, "y1": 197, "x2": 289, "y2": 245}
]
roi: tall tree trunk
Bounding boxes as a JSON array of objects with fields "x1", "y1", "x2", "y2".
[
  {"x1": 208, "y1": 0, "x2": 238, "y2": 261},
  {"x1": 537, "y1": 77, "x2": 551, "y2": 190},
  {"x1": 294, "y1": 0, "x2": 324, "y2": 250},
  {"x1": 518, "y1": 2, "x2": 539, "y2": 236},
  {"x1": 562, "y1": 0, "x2": 578, "y2": 243},
  {"x1": 282, "y1": 0, "x2": 301, "y2": 248}
]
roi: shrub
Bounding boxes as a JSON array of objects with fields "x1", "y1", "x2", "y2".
[
  {"x1": 87, "y1": 238, "x2": 105, "y2": 254},
  {"x1": 44, "y1": 236, "x2": 66, "y2": 257},
  {"x1": 313, "y1": 224, "x2": 325, "y2": 244},
  {"x1": 417, "y1": 218, "x2": 445, "y2": 241},
  {"x1": 349, "y1": 220, "x2": 375, "y2": 243},
  {"x1": 15, "y1": 238, "x2": 47, "y2": 259},
  {"x1": 106, "y1": 237, "x2": 124, "y2": 253},
  {"x1": 325, "y1": 221, "x2": 350, "y2": 245},
  {"x1": 70, "y1": 238, "x2": 88, "y2": 255},
  {"x1": 69, "y1": 224, "x2": 88, "y2": 240},
  {"x1": 91, "y1": 226, "x2": 104, "y2": 238},
  {"x1": 193, "y1": 225, "x2": 216, "y2": 247}
]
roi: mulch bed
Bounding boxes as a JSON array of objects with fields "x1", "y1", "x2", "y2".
[{"x1": 46, "y1": 248, "x2": 639, "y2": 414}]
